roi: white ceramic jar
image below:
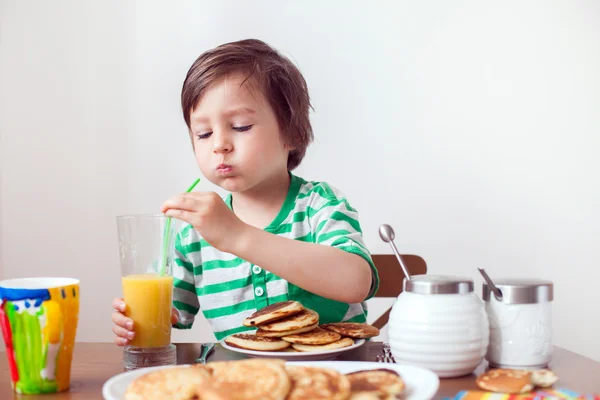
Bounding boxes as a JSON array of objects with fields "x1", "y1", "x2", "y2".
[
  {"x1": 483, "y1": 279, "x2": 553, "y2": 369},
  {"x1": 388, "y1": 275, "x2": 489, "y2": 378}
]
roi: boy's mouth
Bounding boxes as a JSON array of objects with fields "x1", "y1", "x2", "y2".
[{"x1": 216, "y1": 164, "x2": 233, "y2": 173}]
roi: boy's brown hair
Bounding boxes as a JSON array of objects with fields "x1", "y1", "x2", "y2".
[{"x1": 181, "y1": 39, "x2": 313, "y2": 171}]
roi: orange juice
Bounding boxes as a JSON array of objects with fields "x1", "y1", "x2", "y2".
[{"x1": 122, "y1": 274, "x2": 173, "y2": 348}]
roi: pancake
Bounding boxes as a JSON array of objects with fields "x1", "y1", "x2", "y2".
[
  {"x1": 257, "y1": 309, "x2": 319, "y2": 332},
  {"x1": 243, "y1": 301, "x2": 304, "y2": 327},
  {"x1": 348, "y1": 394, "x2": 379, "y2": 400},
  {"x1": 476, "y1": 369, "x2": 533, "y2": 394},
  {"x1": 207, "y1": 359, "x2": 291, "y2": 400},
  {"x1": 280, "y1": 347, "x2": 300, "y2": 352},
  {"x1": 292, "y1": 337, "x2": 355, "y2": 352},
  {"x1": 224, "y1": 333, "x2": 291, "y2": 351},
  {"x1": 285, "y1": 366, "x2": 351, "y2": 400},
  {"x1": 124, "y1": 366, "x2": 212, "y2": 400},
  {"x1": 346, "y1": 368, "x2": 405, "y2": 399},
  {"x1": 321, "y1": 322, "x2": 380, "y2": 339},
  {"x1": 531, "y1": 369, "x2": 558, "y2": 388},
  {"x1": 255, "y1": 323, "x2": 318, "y2": 338},
  {"x1": 281, "y1": 326, "x2": 341, "y2": 345}
]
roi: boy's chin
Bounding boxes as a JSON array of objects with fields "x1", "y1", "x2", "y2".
[{"x1": 213, "y1": 176, "x2": 247, "y2": 193}]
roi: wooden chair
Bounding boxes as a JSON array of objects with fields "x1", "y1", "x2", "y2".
[{"x1": 371, "y1": 254, "x2": 428, "y2": 330}]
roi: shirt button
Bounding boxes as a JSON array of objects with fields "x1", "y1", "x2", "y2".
[
  {"x1": 255, "y1": 287, "x2": 264, "y2": 297},
  {"x1": 252, "y1": 265, "x2": 262, "y2": 274}
]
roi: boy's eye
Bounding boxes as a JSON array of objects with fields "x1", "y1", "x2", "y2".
[
  {"x1": 233, "y1": 125, "x2": 253, "y2": 132},
  {"x1": 196, "y1": 132, "x2": 212, "y2": 140}
]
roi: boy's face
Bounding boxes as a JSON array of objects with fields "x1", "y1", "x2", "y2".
[{"x1": 188, "y1": 72, "x2": 291, "y2": 193}]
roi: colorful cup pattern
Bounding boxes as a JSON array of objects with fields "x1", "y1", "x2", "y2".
[{"x1": 0, "y1": 279, "x2": 80, "y2": 394}]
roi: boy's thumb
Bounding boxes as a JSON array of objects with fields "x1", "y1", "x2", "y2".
[{"x1": 171, "y1": 308, "x2": 180, "y2": 324}]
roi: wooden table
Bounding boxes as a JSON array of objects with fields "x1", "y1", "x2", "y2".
[{"x1": 2, "y1": 342, "x2": 600, "y2": 399}]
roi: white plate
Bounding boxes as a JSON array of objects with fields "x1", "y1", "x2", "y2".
[
  {"x1": 289, "y1": 361, "x2": 440, "y2": 400},
  {"x1": 103, "y1": 365, "x2": 186, "y2": 400},
  {"x1": 102, "y1": 360, "x2": 439, "y2": 400},
  {"x1": 220, "y1": 337, "x2": 366, "y2": 361}
]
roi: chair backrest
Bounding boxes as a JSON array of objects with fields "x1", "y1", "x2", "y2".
[{"x1": 371, "y1": 254, "x2": 427, "y2": 330}]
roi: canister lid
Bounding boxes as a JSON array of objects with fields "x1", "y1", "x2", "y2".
[
  {"x1": 403, "y1": 275, "x2": 474, "y2": 294},
  {"x1": 482, "y1": 279, "x2": 553, "y2": 304}
]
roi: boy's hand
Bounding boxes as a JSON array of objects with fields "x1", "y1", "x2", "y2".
[
  {"x1": 111, "y1": 297, "x2": 179, "y2": 346},
  {"x1": 161, "y1": 192, "x2": 247, "y2": 253}
]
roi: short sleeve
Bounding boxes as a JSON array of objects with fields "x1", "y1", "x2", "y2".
[
  {"x1": 309, "y1": 192, "x2": 380, "y2": 300},
  {"x1": 172, "y1": 227, "x2": 200, "y2": 329}
]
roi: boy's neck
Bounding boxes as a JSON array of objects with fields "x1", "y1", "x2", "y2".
[{"x1": 231, "y1": 170, "x2": 291, "y2": 229}]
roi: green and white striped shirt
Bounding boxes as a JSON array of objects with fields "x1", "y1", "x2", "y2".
[{"x1": 172, "y1": 173, "x2": 379, "y2": 340}]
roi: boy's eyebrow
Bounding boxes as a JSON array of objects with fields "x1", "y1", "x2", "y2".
[
  {"x1": 191, "y1": 116, "x2": 209, "y2": 124},
  {"x1": 191, "y1": 107, "x2": 256, "y2": 125},
  {"x1": 223, "y1": 107, "x2": 256, "y2": 117}
]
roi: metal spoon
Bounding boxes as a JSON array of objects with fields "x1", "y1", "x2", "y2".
[
  {"x1": 195, "y1": 342, "x2": 215, "y2": 364},
  {"x1": 478, "y1": 268, "x2": 503, "y2": 301},
  {"x1": 378, "y1": 224, "x2": 411, "y2": 281}
]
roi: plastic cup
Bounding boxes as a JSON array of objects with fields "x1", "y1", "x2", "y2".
[{"x1": 0, "y1": 277, "x2": 80, "y2": 394}]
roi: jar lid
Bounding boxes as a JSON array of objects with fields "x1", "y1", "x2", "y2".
[
  {"x1": 403, "y1": 275, "x2": 474, "y2": 294},
  {"x1": 482, "y1": 279, "x2": 553, "y2": 304}
]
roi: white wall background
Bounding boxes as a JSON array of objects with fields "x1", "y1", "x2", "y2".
[{"x1": 1, "y1": 1, "x2": 599, "y2": 360}]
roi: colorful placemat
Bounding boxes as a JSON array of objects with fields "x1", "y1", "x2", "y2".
[{"x1": 443, "y1": 389, "x2": 600, "y2": 400}]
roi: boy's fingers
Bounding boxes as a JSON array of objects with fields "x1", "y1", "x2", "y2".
[
  {"x1": 171, "y1": 308, "x2": 180, "y2": 324},
  {"x1": 164, "y1": 209, "x2": 192, "y2": 221},
  {"x1": 162, "y1": 194, "x2": 196, "y2": 213},
  {"x1": 114, "y1": 336, "x2": 129, "y2": 346},
  {"x1": 112, "y1": 312, "x2": 134, "y2": 330},
  {"x1": 162, "y1": 192, "x2": 214, "y2": 214},
  {"x1": 112, "y1": 324, "x2": 135, "y2": 340},
  {"x1": 112, "y1": 298, "x2": 126, "y2": 312}
]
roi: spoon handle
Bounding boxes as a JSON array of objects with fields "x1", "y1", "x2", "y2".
[
  {"x1": 388, "y1": 240, "x2": 412, "y2": 281},
  {"x1": 478, "y1": 268, "x2": 503, "y2": 301}
]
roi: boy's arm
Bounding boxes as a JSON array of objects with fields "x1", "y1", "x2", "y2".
[
  {"x1": 161, "y1": 191, "x2": 377, "y2": 304},
  {"x1": 172, "y1": 229, "x2": 200, "y2": 329},
  {"x1": 233, "y1": 201, "x2": 376, "y2": 304}
]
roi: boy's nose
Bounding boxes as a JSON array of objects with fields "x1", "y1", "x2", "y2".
[{"x1": 212, "y1": 133, "x2": 233, "y2": 154}]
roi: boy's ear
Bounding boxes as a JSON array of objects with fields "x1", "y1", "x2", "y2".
[{"x1": 284, "y1": 143, "x2": 296, "y2": 151}]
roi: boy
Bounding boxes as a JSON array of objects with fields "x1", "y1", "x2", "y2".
[{"x1": 112, "y1": 39, "x2": 379, "y2": 344}]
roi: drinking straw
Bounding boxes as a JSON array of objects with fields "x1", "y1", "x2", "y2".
[{"x1": 159, "y1": 178, "x2": 201, "y2": 276}]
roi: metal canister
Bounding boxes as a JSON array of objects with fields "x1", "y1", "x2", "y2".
[{"x1": 483, "y1": 279, "x2": 554, "y2": 369}]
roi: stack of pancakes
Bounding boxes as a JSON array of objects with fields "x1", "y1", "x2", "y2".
[
  {"x1": 224, "y1": 301, "x2": 380, "y2": 353},
  {"x1": 124, "y1": 358, "x2": 405, "y2": 400}
]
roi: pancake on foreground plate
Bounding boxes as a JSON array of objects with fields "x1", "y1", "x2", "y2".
[
  {"x1": 346, "y1": 368, "x2": 405, "y2": 399},
  {"x1": 124, "y1": 366, "x2": 213, "y2": 400},
  {"x1": 285, "y1": 365, "x2": 351, "y2": 400},
  {"x1": 207, "y1": 359, "x2": 290, "y2": 400},
  {"x1": 281, "y1": 326, "x2": 341, "y2": 345},
  {"x1": 321, "y1": 322, "x2": 380, "y2": 339},
  {"x1": 224, "y1": 333, "x2": 290, "y2": 351},
  {"x1": 292, "y1": 337, "x2": 355, "y2": 352},
  {"x1": 243, "y1": 301, "x2": 304, "y2": 327},
  {"x1": 257, "y1": 308, "x2": 319, "y2": 332},
  {"x1": 123, "y1": 357, "x2": 409, "y2": 400}
]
